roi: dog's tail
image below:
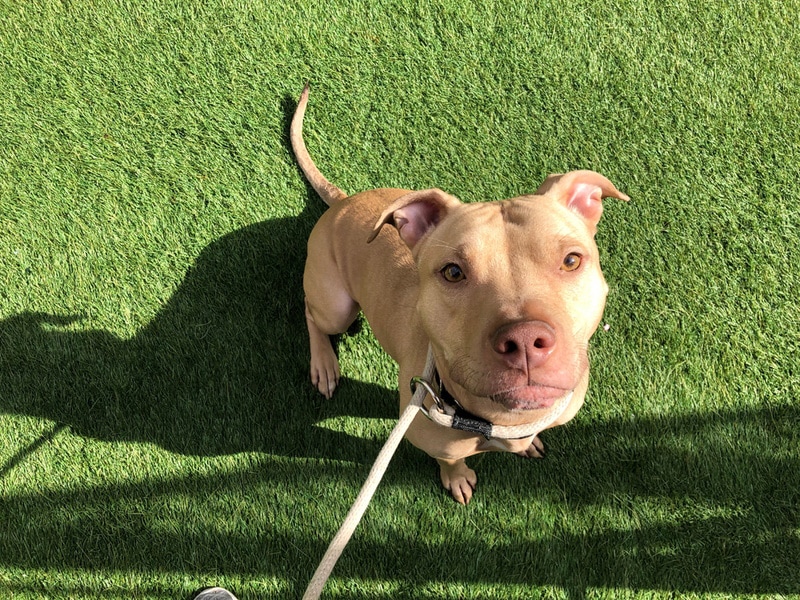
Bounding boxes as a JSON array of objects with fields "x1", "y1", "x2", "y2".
[{"x1": 290, "y1": 83, "x2": 348, "y2": 206}]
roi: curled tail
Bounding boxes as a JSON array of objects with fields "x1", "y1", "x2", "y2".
[{"x1": 290, "y1": 84, "x2": 348, "y2": 206}]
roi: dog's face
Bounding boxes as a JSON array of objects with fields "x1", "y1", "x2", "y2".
[
  {"x1": 372, "y1": 171, "x2": 628, "y2": 416},
  {"x1": 414, "y1": 197, "x2": 608, "y2": 412}
]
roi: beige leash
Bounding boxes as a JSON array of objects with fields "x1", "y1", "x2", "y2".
[
  {"x1": 301, "y1": 348, "x2": 435, "y2": 600},
  {"x1": 302, "y1": 346, "x2": 573, "y2": 599}
]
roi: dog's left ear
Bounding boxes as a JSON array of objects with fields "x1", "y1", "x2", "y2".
[
  {"x1": 368, "y1": 188, "x2": 462, "y2": 248},
  {"x1": 536, "y1": 170, "x2": 629, "y2": 229}
]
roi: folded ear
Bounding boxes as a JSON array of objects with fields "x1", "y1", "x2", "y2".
[
  {"x1": 368, "y1": 188, "x2": 462, "y2": 248},
  {"x1": 536, "y1": 170, "x2": 629, "y2": 228}
]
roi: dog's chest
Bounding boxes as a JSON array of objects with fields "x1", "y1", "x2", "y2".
[{"x1": 477, "y1": 436, "x2": 533, "y2": 453}]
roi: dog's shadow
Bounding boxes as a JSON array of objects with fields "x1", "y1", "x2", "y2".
[{"x1": 0, "y1": 205, "x2": 395, "y2": 463}]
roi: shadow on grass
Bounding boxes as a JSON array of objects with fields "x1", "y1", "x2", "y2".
[
  {"x1": 0, "y1": 408, "x2": 796, "y2": 598},
  {"x1": 0, "y1": 206, "x2": 398, "y2": 464}
]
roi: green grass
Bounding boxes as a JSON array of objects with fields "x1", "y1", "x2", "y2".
[{"x1": 1, "y1": 0, "x2": 798, "y2": 598}]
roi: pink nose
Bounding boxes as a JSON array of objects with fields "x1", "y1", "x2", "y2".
[{"x1": 492, "y1": 321, "x2": 556, "y2": 372}]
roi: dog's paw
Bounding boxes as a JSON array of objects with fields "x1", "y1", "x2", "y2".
[
  {"x1": 438, "y1": 460, "x2": 478, "y2": 505},
  {"x1": 309, "y1": 347, "x2": 340, "y2": 399},
  {"x1": 516, "y1": 435, "x2": 547, "y2": 459}
]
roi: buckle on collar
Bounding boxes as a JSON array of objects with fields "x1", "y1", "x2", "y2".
[
  {"x1": 410, "y1": 374, "x2": 495, "y2": 439},
  {"x1": 410, "y1": 376, "x2": 446, "y2": 411}
]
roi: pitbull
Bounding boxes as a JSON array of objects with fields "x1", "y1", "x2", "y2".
[{"x1": 291, "y1": 85, "x2": 628, "y2": 504}]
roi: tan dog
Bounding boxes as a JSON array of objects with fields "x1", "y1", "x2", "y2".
[{"x1": 292, "y1": 85, "x2": 628, "y2": 504}]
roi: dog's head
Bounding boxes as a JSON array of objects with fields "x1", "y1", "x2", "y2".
[{"x1": 370, "y1": 171, "x2": 628, "y2": 419}]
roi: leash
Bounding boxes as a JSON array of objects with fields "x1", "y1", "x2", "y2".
[
  {"x1": 302, "y1": 347, "x2": 573, "y2": 599},
  {"x1": 301, "y1": 347, "x2": 436, "y2": 600}
]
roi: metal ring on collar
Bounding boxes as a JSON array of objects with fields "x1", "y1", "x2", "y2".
[{"x1": 410, "y1": 376, "x2": 447, "y2": 412}]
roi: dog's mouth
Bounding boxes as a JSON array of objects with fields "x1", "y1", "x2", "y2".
[{"x1": 490, "y1": 385, "x2": 573, "y2": 411}]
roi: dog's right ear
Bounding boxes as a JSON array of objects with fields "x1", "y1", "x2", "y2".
[
  {"x1": 368, "y1": 189, "x2": 462, "y2": 248},
  {"x1": 535, "y1": 170, "x2": 629, "y2": 230}
]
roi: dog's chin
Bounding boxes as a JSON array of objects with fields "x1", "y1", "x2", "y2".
[{"x1": 490, "y1": 386, "x2": 572, "y2": 412}]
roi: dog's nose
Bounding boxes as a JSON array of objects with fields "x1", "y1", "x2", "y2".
[{"x1": 492, "y1": 321, "x2": 556, "y2": 372}]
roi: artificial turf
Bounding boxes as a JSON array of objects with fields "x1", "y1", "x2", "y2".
[{"x1": 0, "y1": 0, "x2": 798, "y2": 598}]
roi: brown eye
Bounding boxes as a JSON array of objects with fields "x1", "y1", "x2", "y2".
[
  {"x1": 441, "y1": 263, "x2": 465, "y2": 282},
  {"x1": 561, "y1": 253, "x2": 582, "y2": 272}
]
